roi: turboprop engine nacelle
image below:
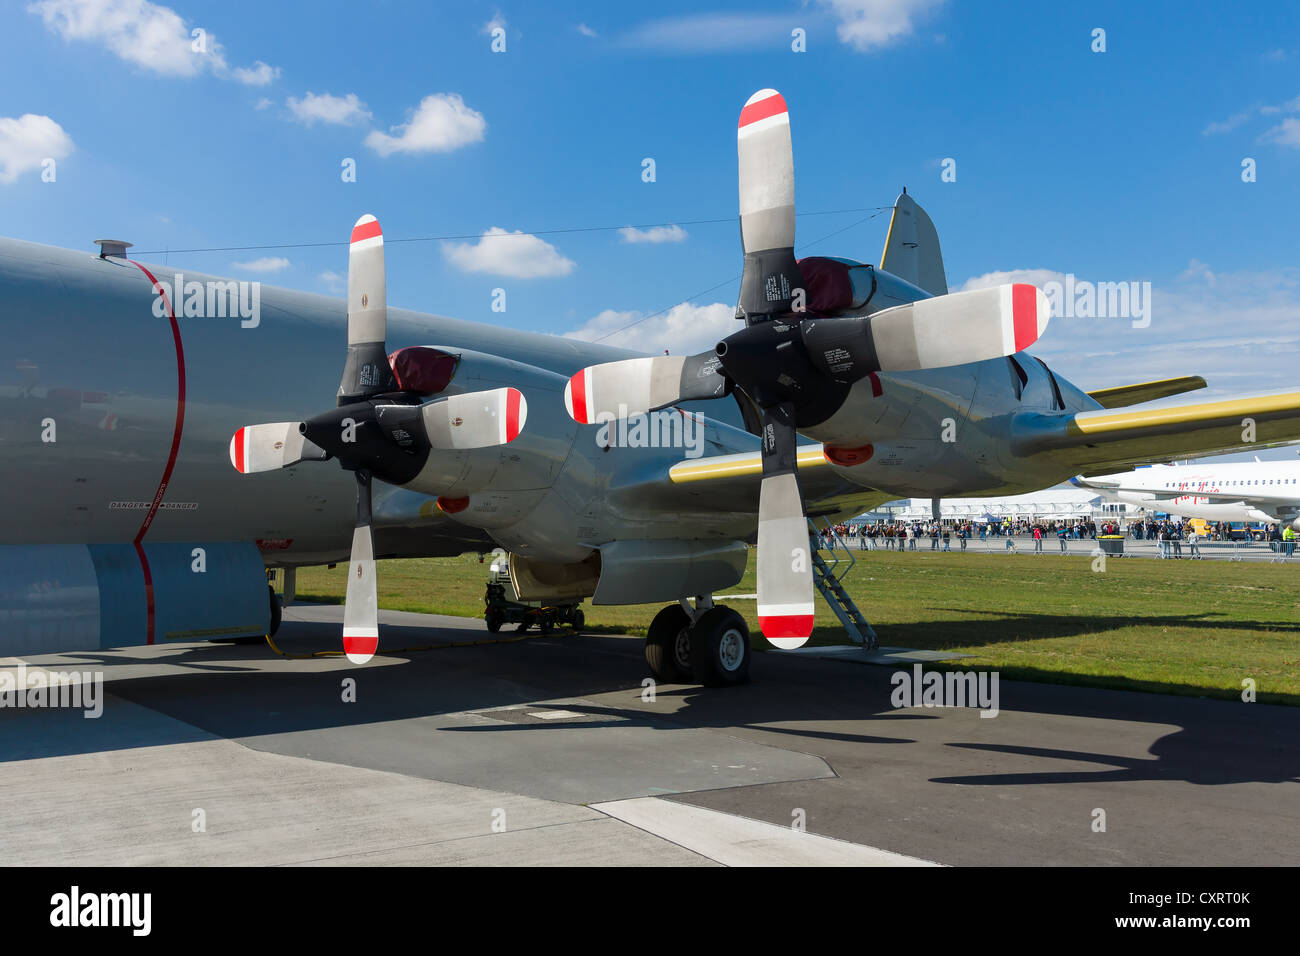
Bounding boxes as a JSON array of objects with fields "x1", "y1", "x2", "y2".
[{"x1": 398, "y1": 346, "x2": 576, "y2": 498}]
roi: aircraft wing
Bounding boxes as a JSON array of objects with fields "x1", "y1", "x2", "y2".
[
  {"x1": 1071, "y1": 477, "x2": 1289, "y2": 514},
  {"x1": 1014, "y1": 390, "x2": 1300, "y2": 471},
  {"x1": 612, "y1": 444, "x2": 893, "y2": 524},
  {"x1": 1085, "y1": 375, "x2": 1206, "y2": 409}
]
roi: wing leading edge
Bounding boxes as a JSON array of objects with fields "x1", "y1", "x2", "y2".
[
  {"x1": 1014, "y1": 390, "x2": 1300, "y2": 471},
  {"x1": 611, "y1": 444, "x2": 891, "y2": 524}
]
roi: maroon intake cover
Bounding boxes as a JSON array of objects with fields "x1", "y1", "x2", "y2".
[
  {"x1": 796, "y1": 257, "x2": 854, "y2": 315},
  {"x1": 387, "y1": 347, "x2": 459, "y2": 395}
]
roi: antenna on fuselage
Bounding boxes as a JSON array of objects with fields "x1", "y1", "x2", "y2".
[{"x1": 94, "y1": 239, "x2": 133, "y2": 259}]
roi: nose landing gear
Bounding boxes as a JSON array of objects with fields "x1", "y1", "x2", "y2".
[{"x1": 644, "y1": 597, "x2": 751, "y2": 687}]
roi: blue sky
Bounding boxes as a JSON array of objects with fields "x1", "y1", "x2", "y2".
[{"x1": 2, "y1": 0, "x2": 1298, "y2": 407}]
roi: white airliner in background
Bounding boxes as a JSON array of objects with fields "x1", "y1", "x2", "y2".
[{"x1": 1075, "y1": 460, "x2": 1300, "y2": 527}]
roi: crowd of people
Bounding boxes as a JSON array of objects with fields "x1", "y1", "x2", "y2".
[{"x1": 817, "y1": 516, "x2": 1298, "y2": 558}]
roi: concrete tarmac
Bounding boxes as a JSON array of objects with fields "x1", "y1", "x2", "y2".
[{"x1": 1, "y1": 604, "x2": 1296, "y2": 866}]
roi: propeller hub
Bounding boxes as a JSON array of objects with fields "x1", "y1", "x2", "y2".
[
  {"x1": 302, "y1": 399, "x2": 428, "y2": 484},
  {"x1": 715, "y1": 319, "x2": 849, "y2": 426}
]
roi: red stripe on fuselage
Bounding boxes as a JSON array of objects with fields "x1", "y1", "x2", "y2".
[
  {"x1": 128, "y1": 261, "x2": 187, "y2": 645},
  {"x1": 738, "y1": 93, "x2": 787, "y2": 129}
]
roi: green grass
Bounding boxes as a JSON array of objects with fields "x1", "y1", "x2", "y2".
[{"x1": 292, "y1": 549, "x2": 1300, "y2": 705}]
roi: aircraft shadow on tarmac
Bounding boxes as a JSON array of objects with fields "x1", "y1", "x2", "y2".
[{"x1": 3, "y1": 612, "x2": 1299, "y2": 792}]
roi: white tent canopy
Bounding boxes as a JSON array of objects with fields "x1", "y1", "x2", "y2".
[{"x1": 858, "y1": 488, "x2": 1102, "y2": 523}]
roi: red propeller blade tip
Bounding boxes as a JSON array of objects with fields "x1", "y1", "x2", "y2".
[
  {"x1": 738, "y1": 89, "x2": 788, "y2": 130},
  {"x1": 230, "y1": 427, "x2": 246, "y2": 473},
  {"x1": 565, "y1": 369, "x2": 591, "y2": 424},
  {"x1": 758, "y1": 612, "x2": 814, "y2": 649},
  {"x1": 350, "y1": 215, "x2": 382, "y2": 246},
  {"x1": 505, "y1": 388, "x2": 524, "y2": 442},
  {"x1": 1010, "y1": 283, "x2": 1045, "y2": 352},
  {"x1": 343, "y1": 630, "x2": 378, "y2": 664}
]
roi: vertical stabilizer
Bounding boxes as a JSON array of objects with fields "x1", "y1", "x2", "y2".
[{"x1": 880, "y1": 191, "x2": 948, "y2": 296}]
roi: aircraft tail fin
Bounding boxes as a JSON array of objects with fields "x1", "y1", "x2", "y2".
[{"x1": 880, "y1": 190, "x2": 948, "y2": 297}]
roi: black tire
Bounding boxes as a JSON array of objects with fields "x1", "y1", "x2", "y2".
[
  {"x1": 645, "y1": 604, "x2": 692, "y2": 682},
  {"x1": 268, "y1": 584, "x2": 282, "y2": 636},
  {"x1": 689, "y1": 606, "x2": 751, "y2": 687},
  {"x1": 210, "y1": 584, "x2": 279, "y2": 645},
  {"x1": 485, "y1": 611, "x2": 502, "y2": 633},
  {"x1": 571, "y1": 608, "x2": 584, "y2": 631}
]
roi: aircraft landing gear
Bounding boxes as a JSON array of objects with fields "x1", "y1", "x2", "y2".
[
  {"x1": 645, "y1": 604, "x2": 693, "y2": 682},
  {"x1": 643, "y1": 597, "x2": 750, "y2": 687}
]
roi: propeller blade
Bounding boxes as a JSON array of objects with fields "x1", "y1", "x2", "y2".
[
  {"x1": 755, "y1": 403, "x2": 815, "y2": 648},
  {"x1": 342, "y1": 469, "x2": 379, "y2": 664},
  {"x1": 229, "y1": 422, "x2": 327, "y2": 474},
  {"x1": 737, "y1": 89, "x2": 801, "y2": 321},
  {"x1": 563, "y1": 353, "x2": 727, "y2": 424},
  {"x1": 339, "y1": 214, "x2": 396, "y2": 404},
  {"x1": 418, "y1": 387, "x2": 527, "y2": 449},
  {"x1": 802, "y1": 282, "x2": 1051, "y2": 381}
]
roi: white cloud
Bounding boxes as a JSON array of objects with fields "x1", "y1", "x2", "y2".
[
  {"x1": 232, "y1": 256, "x2": 290, "y2": 273},
  {"x1": 1203, "y1": 94, "x2": 1300, "y2": 137},
  {"x1": 1179, "y1": 259, "x2": 1215, "y2": 285},
  {"x1": 1261, "y1": 116, "x2": 1300, "y2": 148},
  {"x1": 0, "y1": 113, "x2": 74, "y2": 185},
  {"x1": 567, "y1": 302, "x2": 734, "y2": 355},
  {"x1": 577, "y1": 23, "x2": 598, "y2": 38},
  {"x1": 622, "y1": 14, "x2": 796, "y2": 52},
  {"x1": 365, "y1": 93, "x2": 486, "y2": 156},
  {"x1": 960, "y1": 263, "x2": 1300, "y2": 397},
  {"x1": 319, "y1": 270, "x2": 345, "y2": 292},
  {"x1": 443, "y1": 228, "x2": 574, "y2": 279},
  {"x1": 1259, "y1": 95, "x2": 1300, "y2": 115},
  {"x1": 619, "y1": 224, "x2": 688, "y2": 244},
  {"x1": 232, "y1": 60, "x2": 279, "y2": 86},
  {"x1": 1202, "y1": 111, "x2": 1252, "y2": 136},
  {"x1": 483, "y1": 13, "x2": 506, "y2": 34},
  {"x1": 29, "y1": 0, "x2": 278, "y2": 83},
  {"x1": 286, "y1": 92, "x2": 371, "y2": 126},
  {"x1": 30, "y1": 0, "x2": 218, "y2": 75},
  {"x1": 254, "y1": 97, "x2": 272, "y2": 110},
  {"x1": 818, "y1": 0, "x2": 944, "y2": 53},
  {"x1": 958, "y1": 267, "x2": 1070, "y2": 293}
]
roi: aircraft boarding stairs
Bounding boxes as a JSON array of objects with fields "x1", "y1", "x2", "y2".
[{"x1": 808, "y1": 517, "x2": 878, "y2": 650}]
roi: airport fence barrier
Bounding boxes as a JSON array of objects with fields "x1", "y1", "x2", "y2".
[{"x1": 825, "y1": 532, "x2": 1299, "y2": 563}]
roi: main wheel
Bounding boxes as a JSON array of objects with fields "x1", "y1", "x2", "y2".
[
  {"x1": 268, "y1": 584, "x2": 282, "y2": 636},
  {"x1": 689, "y1": 606, "x2": 751, "y2": 687},
  {"x1": 571, "y1": 608, "x2": 585, "y2": 631},
  {"x1": 485, "y1": 610, "x2": 502, "y2": 633},
  {"x1": 210, "y1": 585, "x2": 279, "y2": 645},
  {"x1": 645, "y1": 604, "x2": 692, "y2": 682}
]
